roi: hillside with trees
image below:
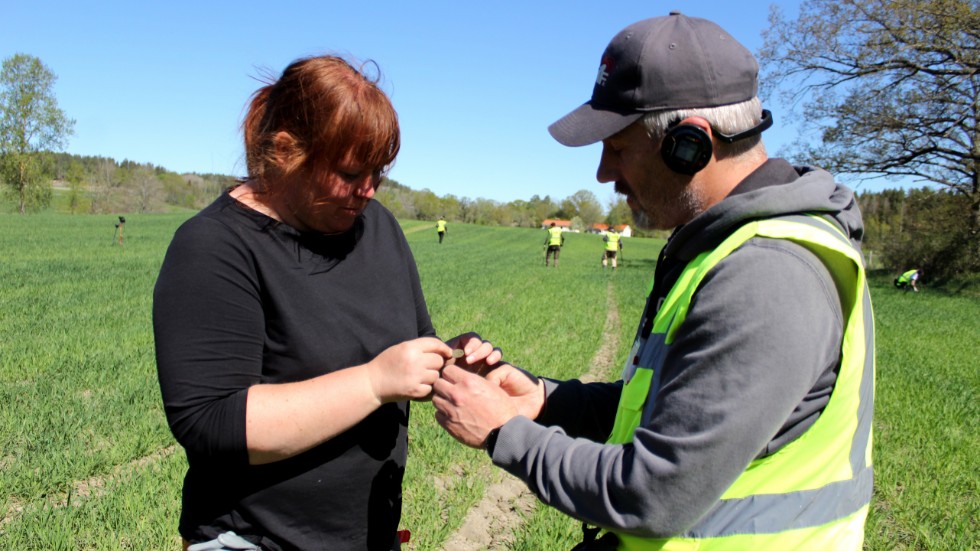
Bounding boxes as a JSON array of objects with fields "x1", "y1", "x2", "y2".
[{"x1": 6, "y1": 150, "x2": 644, "y2": 232}]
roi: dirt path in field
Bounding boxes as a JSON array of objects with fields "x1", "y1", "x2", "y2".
[
  {"x1": 438, "y1": 281, "x2": 622, "y2": 550},
  {"x1": 402, "y1": 224, "x2": 434, "y2": 235}
]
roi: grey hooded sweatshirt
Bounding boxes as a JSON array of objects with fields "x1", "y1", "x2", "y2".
[{"x1": 490, "y1": 159, "x2": 866, "y2": 537}]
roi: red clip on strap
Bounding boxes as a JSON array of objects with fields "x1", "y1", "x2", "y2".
[{"x1": 397, "y1": 530, "x2": 411, "y2": 543}]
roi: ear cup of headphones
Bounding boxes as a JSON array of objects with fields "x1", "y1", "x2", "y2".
[{"x1": 660, "y1": 124, "x2": 712, "y2": 175}]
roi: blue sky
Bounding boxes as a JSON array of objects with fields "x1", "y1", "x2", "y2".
[{"x1": 3, "y1": 1, "x2": 811, "y2": 208}]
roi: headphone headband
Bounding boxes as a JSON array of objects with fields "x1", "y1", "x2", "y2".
[{"x1": 712, "y1": 110, "x2": 773, "y2": 143}]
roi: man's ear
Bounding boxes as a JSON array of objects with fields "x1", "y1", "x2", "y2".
[{"x1": 660, "y1": 117, "x2": 714, "y2": 175}]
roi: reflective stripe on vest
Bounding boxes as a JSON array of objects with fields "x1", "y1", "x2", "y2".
[
  {"x1": 608, "y1": 215, "x2": 875, "y2": 551},
  {"x1": 606, "y1": 232, "x2": 621, "y2": 251},
  {"x1": 549, "y1": 227, "x2": 564, "y2": 246}
]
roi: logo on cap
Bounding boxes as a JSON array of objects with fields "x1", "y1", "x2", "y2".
[{"x1": 596, "y1": 55, "x2": 616, "y2": 86}]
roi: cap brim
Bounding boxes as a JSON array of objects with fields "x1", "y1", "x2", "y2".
[{"x1": 548, "y1": 103, "x2": 644, "y2": 147}]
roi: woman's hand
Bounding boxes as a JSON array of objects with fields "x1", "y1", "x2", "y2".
[
  {"x1": 444, "y1": 332, "x2": 503, "y2": 376},
  {"x1": 366, "y1": 337, "x2": 451, "y2": 403}
]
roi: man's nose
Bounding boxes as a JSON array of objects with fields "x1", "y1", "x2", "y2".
[{"x1": 596, "y1": 146, "x2": 618, "y2": 183}]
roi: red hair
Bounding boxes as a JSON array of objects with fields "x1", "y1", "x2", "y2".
[{"x1": 242, "y1": 55, "x2": 400, "y2": 197}]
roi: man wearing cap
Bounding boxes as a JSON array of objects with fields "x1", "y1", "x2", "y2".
[{"x1": 433, "y1": 12, "x2": 875, "y2": 550}]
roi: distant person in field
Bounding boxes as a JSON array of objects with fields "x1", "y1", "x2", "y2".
[
  {"x1": 436, "y1": 216, "x2": 448, "y2": 243},
  {"x1": 432, "y1": 13, "x2": 875, "y2": 550},
  {"x1": 153, "y1": 54, "x2": 499, "y2": 551},
  {"x1": 894, "y1": 268, "x2": 921, "y2": 292},
  {"x1": 544, "y1": 222, "x2": 565, "y2": 267},
  {"x1": 601, "y1": 228, "x2": 622, "y2": 269}
]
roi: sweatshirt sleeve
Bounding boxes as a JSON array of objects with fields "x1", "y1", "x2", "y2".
[
  {"x1": 537, "y1": 378, "x2": 622, "y2": 441},
  {"x1": 490, "y1": 238, "x2": 844, "y2": 537},
  {"x1": 153, "y1": 216, "x2": 261, "y2": 464}
]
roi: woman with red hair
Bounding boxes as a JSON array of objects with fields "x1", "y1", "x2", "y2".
[{"x1": 154, "y1": 55, "x2": 497, "y2": 550}]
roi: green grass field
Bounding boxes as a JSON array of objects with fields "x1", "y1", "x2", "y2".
[{"x1": 0, "y1": 211, "x2": 976, "y2": 549}]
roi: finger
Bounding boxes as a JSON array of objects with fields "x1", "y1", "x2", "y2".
[
  {"x1": 420, "y1": 368, "x2": 440, "y2": 386},
  {"x1": 415, "y1": 383, "x2": 434, "y2": 399},
  {"x1": 440, "y1": 363, "x2": 478, "y2": 385},
  {"x1": 431, "y1": 377, "x2": 451, "y2": 397},
  {"x1": 414, "y1": 349, "x2": 450, "y2": 372},
  {"x1": 487, "y1": 348, "x2": 503, "y2": 365},
  {"x1": 442, "y1": 348, "x2": 465, "y2": 371},
  {"x1": 439, "y1": 363, "x2": 460, "y2": 383},
  {"x1": 463, "y1": 340, "x2": 493, "y2": 363},
  {"x1": 421, "y1": 336, "x2": 454, "y2": 357},
  {"x1": 484, "y1": 361, "x2": 517, "y2": 381},
  {"x1": 431, "y1": 391, "x2": 449, "y2": 411},
  {"x1": 485, "y1": 365, "x2": 508, "y2": 384},
  {"x1": 444, "y1": 332, "x2": 475, "y2": 352},
  {"x1": 469, "y1": 348, "x2": 504, "y2": 375}
]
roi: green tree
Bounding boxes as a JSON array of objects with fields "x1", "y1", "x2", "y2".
[
  {"x1": 413, "y1": 189, "x2": 443, "y2": 221},
  {"x1": 65, "y1": 159, "x2": 85, "y2": 213},
  {"x1": 606, "y1": 196, "x2": 632, "y2": 227},
  {"x1": 759, "y1": 0, "x2": 980, "y2": 276},
  {"x1": 0, "y1": 54, "x2": 75, "y2": 213},
  {"x1": 131, "y1": 164, "x2": 162, "y2": 213},
  {"x1": 562, "y1": 189, "x2": 604, "y2": 229},
  {"x1": 528, "y1": 194, "x2": 559, "y2": 225},
  {"x1": 466, "y1": 198, "x2": 499, "y2": 225}
]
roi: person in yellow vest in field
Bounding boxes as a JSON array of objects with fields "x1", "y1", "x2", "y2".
[
  {"x1": 544, "y1": 222, "x2": 565, "y2": 267},
  {"x1": 894, "y1": 268, "x2": 920, "y2": 292},
  {"x1": 436, "y1": 216, "x2": 448, "y2": 244},
  {"x1": 602, "y1": 228, "x2": 622, "y2": 269},
  {"x1": 433, "y1": 12, "x2": 875, "y2": 551}
]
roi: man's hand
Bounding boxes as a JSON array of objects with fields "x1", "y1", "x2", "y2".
[
  {"x1": 433, "y1": 364, "x2": 519, "y2": 448},
  {"x1": 486, "y1": 364, "x2": 545, "y2": 420}
]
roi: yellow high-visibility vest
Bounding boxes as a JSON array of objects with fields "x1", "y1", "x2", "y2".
[
  {"x1": 548, "y1": 226, "x2": 564, "y2": 246},
  {"x1": 608, "y1": 215, "x2": 875, "y2": 551},
  {"x1": 605, "y1": 231, "x2": 621, "y2": 251},
  {"x1": 897, "y1": 269, "x2": 917, "y2": 284}
]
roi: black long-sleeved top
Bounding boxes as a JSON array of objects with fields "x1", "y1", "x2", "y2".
[{"x1": 153, "y1": 193, "x2": 434, "y2": 550}]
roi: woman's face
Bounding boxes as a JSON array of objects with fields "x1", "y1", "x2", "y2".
[{"x1": 280, "y1": 156, "x2": 382, "y2": 234}]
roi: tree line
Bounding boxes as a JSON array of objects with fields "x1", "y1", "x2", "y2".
[
  {"x1": 14, "y1": 149, "x2": 980, "y2": 282},
  {"x1": 4, "y1": 149, "x2": 642, "y2": 232},
  {"x1": 35, "y1": 152, "x2": 235, "y2": 214},
  {"x1": 857, "y1": 187, "x2": 977, "y2": 282},
  {"x1": 376, "y1": 178, "x2": 641, "y2": 234}
]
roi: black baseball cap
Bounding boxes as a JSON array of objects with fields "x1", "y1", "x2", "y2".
[{"x1": 548, "y1": 12, "x2": 759, "y2": 147}]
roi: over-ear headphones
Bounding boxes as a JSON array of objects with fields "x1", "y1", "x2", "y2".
[
  {"x1": 660, "y1": 109, "x2": 774, "y2": 175},
  {"x1": 660, "y1": 124, "x2": 712, "y2": 175}
]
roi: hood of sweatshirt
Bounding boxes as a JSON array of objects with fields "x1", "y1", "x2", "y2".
[{"x1": 664, "y1": 159, "x2": 865, "y2": 264}]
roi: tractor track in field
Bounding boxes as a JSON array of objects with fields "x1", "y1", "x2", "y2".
[
  {"x1": 438, "y1": 281, "x2": 621, "y2": 550},
  {"x1": 0, "y1": 445, "x2": 180, "y2": 531}
]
